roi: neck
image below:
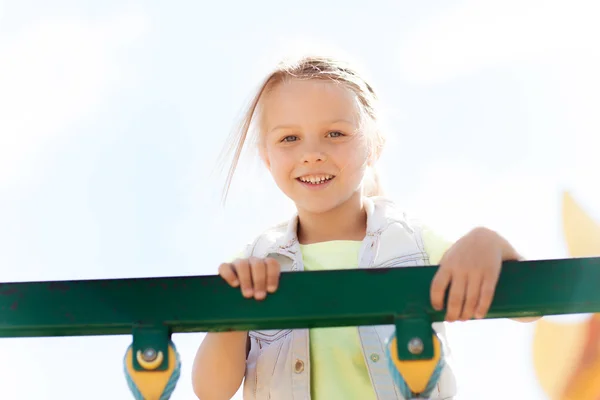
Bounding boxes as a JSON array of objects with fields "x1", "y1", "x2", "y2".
[{"x1": 296, "y1": 192, "x2": 367, "y2": 244}]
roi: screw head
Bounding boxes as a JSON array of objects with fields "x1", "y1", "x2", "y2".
[
  {"x1": 142, "y1": 348, "x2": 157, "y2": 362},
  {"x1": 408, "y1": 337, "x2": 424, "y2": 355}
]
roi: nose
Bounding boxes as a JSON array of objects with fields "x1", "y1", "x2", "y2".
[
  {"x1": 300, "y1": 137, "x2": 328, "y2": 164},
  {"x1": 301, "y1": 150, "x2": 327, "y2": 164}
]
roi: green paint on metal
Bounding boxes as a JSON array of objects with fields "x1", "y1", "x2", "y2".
[
  {"x1": 132, "y1": 326, "x2": 170, "y2": 371},
  {"x1": 1, "y1": 257, "x2": 600, "y2": 361},
  {"x1": 395, "y1": 317, "x2": 433, "y2": 360}
]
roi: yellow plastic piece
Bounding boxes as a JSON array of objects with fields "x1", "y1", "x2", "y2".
[
  {"x1": 532, "y1": 317, "x2": 588, "y2": 400},
  {"x1": 136, "y1": 350, "x2": 164, "y2": 370},
  {"x1": 388, "y1": 334, "x2": 442, "y2": 394},
  {"x1": 561, "y1": 314, "x2": 600, "y2": 400},
  {"x1": 125, "y1": 344, "x2": 178, "y2": 400},
  {"x1": 532, "y1": 190, "x2": 600, "y2": 400}
]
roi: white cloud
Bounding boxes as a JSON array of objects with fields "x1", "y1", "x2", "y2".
[
  {"x1": 397, "y1": 0, "x2": 600, "y2": 85},
  {"x1": 392, "y1": 159, "x2": 566, "y2": 259},
  {"x1": 0, "y1": 11, "x2": 153, "y2": 400},
  {"x1": 393, "y1": 0, "x2": 600, "y2": 251},
  {"x1": 0, "y1": 12, "x2": 150, "y2": 188}
]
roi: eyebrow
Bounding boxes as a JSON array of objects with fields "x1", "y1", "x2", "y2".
[{"x1": 269, "y1": 119, "x2": 356, "y2": 132}]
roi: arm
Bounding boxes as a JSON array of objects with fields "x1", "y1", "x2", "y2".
[
  {"x1": 192, "y1": 254, "x2": 280, "y2": 399},
  {"x1": 424, "y1": 225, "x2": 542, "y2": 323},
  {"x1": 192, "y1": 331, "x2": 250, "y2": 400},
  {"x1": 191, "y1": 249, "x2": 252, "y2": 399},
  {"x1": 512, "y1": 317, "x2": 541, "y2": 322},
  {"x1": 487, "y1": 228, "x2": 541, "y2": 323}
]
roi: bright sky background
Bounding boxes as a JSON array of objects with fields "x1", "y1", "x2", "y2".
[{"x1": 1, "y1": 0, "x2": 599, "y2": 398}]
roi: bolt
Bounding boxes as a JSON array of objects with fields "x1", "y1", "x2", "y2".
[
  {"x1": 142, "y1": 348, "x2": 157, "y2": 362},
  {"x1": 408, "y1": 337, "x2": 424, "y2": 355}
]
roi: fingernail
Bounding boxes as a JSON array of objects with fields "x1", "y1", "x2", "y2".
[
  {"x1": 255, "y1": 291, "x2": 266, "y2": 300},
  {"x1": 242, "y1": 289, "x2": 253, "y2": 298},
  {"x1": 267, "y1": 285, "x2": 277, "y2": 293},
  {"x1": 232, "y1": 279, "x2": 239, "y2": 287}
]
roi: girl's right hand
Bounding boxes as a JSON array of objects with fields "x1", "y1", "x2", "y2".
[{"x1": 218, "y1": 257, "x2": 281, "y2": 301}]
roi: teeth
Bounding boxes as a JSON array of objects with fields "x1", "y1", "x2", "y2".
[{"x1": 299, "y1": 174, "x2": 333, "y2": 184}]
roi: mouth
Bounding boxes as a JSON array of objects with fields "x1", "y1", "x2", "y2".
[{"x1": 296, "y1": 174, "x2": 335, "y2": 186}]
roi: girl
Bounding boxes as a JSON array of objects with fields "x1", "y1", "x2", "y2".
[{"x1": 192, "y1": 55, "x2": 534, "y2": 400}]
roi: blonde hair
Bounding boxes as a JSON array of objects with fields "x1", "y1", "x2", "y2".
[{"x1": 219, "y1": 55, "x2": 386, "y2": 203}]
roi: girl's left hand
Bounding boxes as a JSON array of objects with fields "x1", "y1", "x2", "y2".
[{"x1": 429, "y1": 227, "x2": 521, "y2": 322}]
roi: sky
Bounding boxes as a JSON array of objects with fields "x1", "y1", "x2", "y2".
[{"x1": 1, "y1": 0, "x2": 599, "y2": 398}]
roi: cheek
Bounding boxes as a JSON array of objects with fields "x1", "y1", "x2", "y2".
[
  {"x1": 265, "y1": 147, "x2": 294, "y2": 175},
  {"x1": 334, "y1": 141, "x2": 370, "y2": 172}
]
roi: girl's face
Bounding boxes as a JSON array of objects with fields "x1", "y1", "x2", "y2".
[{"x1": 260, "y1": 79, "x2": 372, "y2": 215}]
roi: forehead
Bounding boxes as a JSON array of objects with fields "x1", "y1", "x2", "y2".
[{"x1": 261, "y1": 79, "x2": 362, "y2": 130}]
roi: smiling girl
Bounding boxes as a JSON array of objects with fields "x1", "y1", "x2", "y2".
[{"x1": 192, "y1": 55, "x2": 531, "y2": 400}]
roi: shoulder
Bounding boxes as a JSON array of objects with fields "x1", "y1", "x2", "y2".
[
  {"x1": 370, "y1": 196, "x2": 453, "y2": 264},
  {"x1": 240, "y1": 219, "x2": 292, "y2": 258},
  {"x1": 370, "y1": 196, "x2": 408, "y2": 221},
  {"x1": 370, "y1": 196, "x2": 424, "y2": 233}
]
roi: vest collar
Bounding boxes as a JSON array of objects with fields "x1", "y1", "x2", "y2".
[{"x1": 272, "y1": 196, "x2": 383, "y2": 250}]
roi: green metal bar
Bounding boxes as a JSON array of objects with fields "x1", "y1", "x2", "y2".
[
  {"x1": 2, "y1": 257, "x2": 600, "y2": 362},
  {"x1": 1, "y1": 257, "x2": 599, "y2": 335}
]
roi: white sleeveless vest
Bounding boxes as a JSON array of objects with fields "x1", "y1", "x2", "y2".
[{"x1": 241, "y1": 196, "x2": 457, "y2": 399}]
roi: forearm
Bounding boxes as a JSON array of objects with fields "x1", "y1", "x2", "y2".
[
  {"x1": 512, "y1": 316, "x2": 542, "y2": 322},
  {"x1": 494, "y1": 232, "x2": 542, "y2": 323},
  {"x1": 192, "y1": 331, "x2": 249, "y2": 400}
]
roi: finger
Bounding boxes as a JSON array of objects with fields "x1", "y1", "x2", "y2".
[
  {"x1": 249, "y1": 257, "x2": 267, "y2": 300},
  {"x1": 430, "y1": 268, "x2": 452, "y2": 311},
  {"x1": 265, "y1": 257, "x2": 281, "y2": 293},
  {"x1": 233, "y1": 259, "x2": 253, "y2": 298},
  {"x1": 475, "y1": 274, "x2": 499, "y2": 319},
  {"x1": 218, "y1": 263, "x2": 240, "y2": 287},
  {"x1": 445, "y1": 274, "x2": 466, "y2": 322},
  {"x1": 459, "y1": 273, "x2": 483, "y2": 321}
]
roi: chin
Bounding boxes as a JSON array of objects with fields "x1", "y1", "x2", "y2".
[{"x1": 281, "y1": 183, "x2": 362, "y2": 215}]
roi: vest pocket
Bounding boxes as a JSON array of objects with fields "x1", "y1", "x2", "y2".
[
  {"x1": 246, "y1": 329, "x2": 292, "y2": 399},
  {"x1": 249, "y1": 329, "x2": 292, "y2": 345}
]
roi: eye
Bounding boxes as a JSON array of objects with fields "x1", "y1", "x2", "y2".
[
  {"x1": 327, "y1": 131, "x2": 345, "y2": 138},
  {"x1": 281, "y1": 135, "x2": 298, "y2": 142}
]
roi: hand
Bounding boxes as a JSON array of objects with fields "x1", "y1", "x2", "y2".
[
  {"x1": 218, "y1": 257, "x2": 281, "y2": 301},
  {"x1": 429, "y1": 227, "x2": 520, "y2": 322}
]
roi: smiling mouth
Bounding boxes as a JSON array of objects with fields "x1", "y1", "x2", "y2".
[{"x1": 296, "y1": 174, "x2": 335, "y2": 185}]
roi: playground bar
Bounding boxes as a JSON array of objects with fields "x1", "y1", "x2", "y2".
[{"x1": 1, "y1": 256, "x2": 599, "y2": 363}]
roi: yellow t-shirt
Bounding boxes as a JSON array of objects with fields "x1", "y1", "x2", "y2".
[{"x1": 300, "y1": 228, "x2": 451, "y2": 400}]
